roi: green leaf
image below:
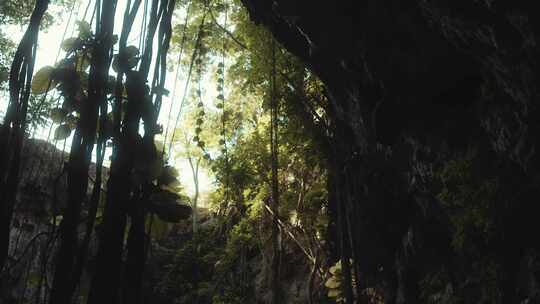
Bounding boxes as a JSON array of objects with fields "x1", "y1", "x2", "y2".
[
  {"x1": 163, "y1": 166, "x2": 179, "y2": 178},
  {"x1": 153, "y1": 86, "x2": 170, "y2": 96},
  {"x1": 155, "y1": 203, "x2": 192, "y2": 223},
  {"x1": 327, "y1": 288, "x2": 341, "y2": 298},
  {"x1": 54, "y1": 124, "x2": 72, "y2": 140},
  {"x1": 61, "y1": 37, "x2": 80, "y2": 52},
  {"x1": 329, "y1": 261, "x2": 342, "y2": 274},
  {"x1": 31, "y1": 66, "x2": 56, "y2": 94},
  {"x1": 127, "y1": 56, "x2": 139, "y2": 69},
  {"x1": 158, "y1": 165, "x2": 178, "y2": 184},
  {"x1": 154, "y1": 140, "x2": 165, "y2": 155},
  {"x1": 124, "y1": 45, "x2": 139, "y2": 58},
  {"x1": 113, "y1": 46, "x2": 140, "y2": 72},
  {"x1": 149, "y1": 190, "x2": 192, "y2": 223},
  {"x1": 161, "y1": 178, "x2": 182, "y2": 193},
  {"x1": 65, "y1": 115, "x2": 78, "y2": 128},
  {"x1": 76, "y1": 20, "x2": 92, "y2": 39},
  {"x1": 325, "y1": 276, "x2": 340, "y2": 289},
  {"x1": 50, "y1": 108, "x2": 68, "y2": 123}
]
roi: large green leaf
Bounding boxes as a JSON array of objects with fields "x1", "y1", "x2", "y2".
[
  {"x1": 325, "y1": 276, "x2": 340, "y2": 289},
  {"x1": 149, "y1": 189, "x2": 191, "y2": 223},
  {"x1": 50, "y1": 108, "x2": 68, "y2": 124},
  {"x1": 327, "y1": 288, "x2": 341, "y2": 298},
  {"x1": 159, "y1": 166, "x2": 180, "y2": 187},
  {"x1": 54, "y1": 124, "x2": 72, "y2": 140},
  {"x1": 31, "y1": 66, "x2": 56, "y2": 94},
  {"x1": 154, "y1": 203, "x2": 192, "y2": 223},
  {"x1": 76, "y1": 20, "x2": 92, "y2": 39},
  {"x1": 65, "y1": 115, "x2": 78, "y2": 128},
  {"x1": 124, "y1": 45, "x2": 139, "y2": 58},
  {"x1": 163, "y1": 165, "x2": 179, "y2": 178},
  {"x1": 154, "y1": 140, "x2": 165, "y2": 157},
  {"x1": 61, "y1": 37, "x2": 80, "y2": 52},
  {"x1": 112, "y1": 46, "x2": 140, "y2": 72}
]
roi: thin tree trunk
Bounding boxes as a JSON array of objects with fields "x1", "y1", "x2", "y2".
[
  {"x1": 332, "y1": 156, "x2": 355, "y2": 303},
  {"x1": 122, "y1": 191, "x2": 146, "y2": 304},
  {"x1": 121, "y1": 0, "x2": 175, "y2": 302},
  {"x1": 70, "y1": 137, "x2": 105, "y2": 295},
  {"x1": 269, "y1": 37, "x2": 282, "y2": 304},
  {"x1": 87, "y1": 69, "x2": 146, "y2": 304},
  {"x1": 50, "y1": 0, "x2": 116, "y2": 301},
  {"x1": 0, "y1": 0, "x2": 50, "y2": 272}
]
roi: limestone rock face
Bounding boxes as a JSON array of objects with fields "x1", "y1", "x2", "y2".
[
  {"x1": 1, "y1": 139, "x2": 107, "y2": 302},
  {"x1": 17, "y1": 138, "x2": 107, "y2": 214},
  {"x1": 240, "y1": 1, "x2": 540, "y2": 302}
]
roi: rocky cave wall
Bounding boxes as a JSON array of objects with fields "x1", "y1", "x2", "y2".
[{"x1": 239, "y1": 1, "x2": 540, "y2": 303}]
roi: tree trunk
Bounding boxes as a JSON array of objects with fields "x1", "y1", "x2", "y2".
[
  {"x1": 50, "y1": 0, "x2": 116, "y2": 302},
  {"x1": 269, "y1": 37, "x2": 282, "y2": 304},
  {"x1": 87, "y1": 70, "x2": 143, "y2": 304},
  {"x1": 122, "y1": 192, "x2": 146, "y2": 304},
  {"x1": 0, "y1": 0, "x2": 50, "y2": 272}
]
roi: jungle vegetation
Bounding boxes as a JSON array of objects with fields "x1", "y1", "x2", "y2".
[{"x1": 2, "y1": 0, "x2": 540, "y2": 304}]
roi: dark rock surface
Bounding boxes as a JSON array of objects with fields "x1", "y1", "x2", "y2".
[
  {"x1": 240, "y1": 1, "x2": 540, "y2": 303},
  {"x1": 18, "y1": 138, "x2": 107, "y2": 215},
  {"x1": 0, "y1": 138, "x2": 107, "y2": 302}
]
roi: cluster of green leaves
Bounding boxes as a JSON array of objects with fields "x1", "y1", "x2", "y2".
[
  {"x1": 422, "y1": 147, "x2": 504, "y2": 303},
  {"x1": 30, "y1": 19, "x2": 192, "y2": 226},
  {"x1": 437, "y1": 149, "x2": 499, "y2": 252},
  {"x1": 0, "y1": 34, "x2": 15, "y2": 90},
  {"x1": 0, "y1": 0, "x2": 74, "y2": 122},
  {"x1": 152, "y1": 0, "x2": 332, "y2": 302},
  {"x1": 324, "y1": 260, "x2": 350, "y2": 302},
  {"x1": 153, "y1": 225, "x2": 224, "y2": 304},
  {"x1": 151, "y1": 209, "x2": 258, "y2": 304},
  {"x1": 31, "y1": 21, "x2": 108, "y2": 140},
  {"x1": 192, "y1": 50, "x2": 210, "y2": 156},
  {"x1": 0, "y1": 0, "x2": 74, "y2": 27}
]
